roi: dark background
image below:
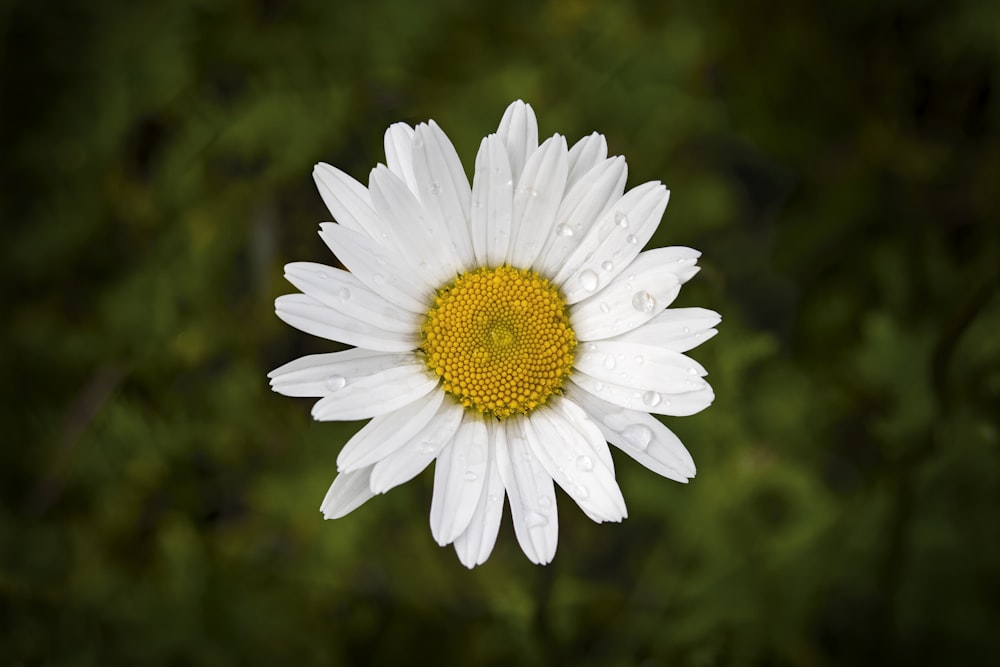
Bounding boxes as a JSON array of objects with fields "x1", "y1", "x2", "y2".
[{"x1": 2, "y1": 0, "x2": 998, "y2": 665}]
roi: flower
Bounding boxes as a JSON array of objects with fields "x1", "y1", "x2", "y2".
[{"x1": 269, "y1": 101, "x2": 719, "y2": 567}]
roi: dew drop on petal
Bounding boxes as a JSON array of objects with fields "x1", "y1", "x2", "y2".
[
  {"x1": 318, "y1": 271, "x2": 328, "y2": 279},
  {"x1": 622, "y1": 424, "x2": 653, "y2": 451},
  {"x1": 487, "y1": 494, "x2": 499, "y2": 503},
  {"x1": 573, "y1": 484, "x2": 590, "y2": 500},
  {"x1": 642, "y1": 390, "x2": 661, "y2": 407},
  {"x1": 429, "y1": 182, "x2": 442, "y2": 195},
  {"x1": 325, "y1": 375, "x2": 347, "y2": 391},
  {"x1": 417, "y1": 441, "x2": 436, "y2": 455},
  {"x1": 576, "y1": 455, "x2": 594, "y2": 472},
  {"x1": 578, "y1": 270, "x2": 599, "y2": 292},
  {"x1": 626, "y1": 234, "x2": 638, "y2": 245},
  {"x1": 632, "y1": 291, "x2": 656, "y2": 313},
  {"x1": 464, "y1": 471, "x2": 478, "y2": 482},
  {"x1": 687, "y1": 367, "x2": 699, "y2": 376},
  {"x1": 682, "y1": 326, "x2": 691, "y2": 334},
  {"x1": 525, "y1": 511, "x2": 549, "y2": 528},
  {"x1": 603, "y1": 356, "x2": 616, "y2": 370},
  {"x1": 336, "y1": 287, "x2": 351, "y2": 303},
  {"x1": 601, "y1": 261, "x2": 613, "y2": 272},
  {"x1": 614, "y1": 211, "x2": 629, "y2": 228},
  {"x1": 600, "y1": 302, "x2": 610, "y2": 313},
  {"x1": 634, "y1": 355, "x2": 644, "y2": 365},
  {"x1": 556, "y1": 223, "x2": 574, "y2": 237}
]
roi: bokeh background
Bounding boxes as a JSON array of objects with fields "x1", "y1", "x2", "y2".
[{"x1": 2, "y1": 0, "x2": 998, "y2": 664}]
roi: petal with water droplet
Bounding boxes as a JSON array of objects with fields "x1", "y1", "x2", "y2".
[
  {"x1": 566, "y1": 132, "x2": 609, "y2": 189},
  {"x1": 383, "y1": 122, "x2": 418, "y2": 193},
  {"x1": 496, "y1": 100, "x2": 538, "y2": 186},
  {"x1": 312, "y1": 163, "x2": 383, "y2": 242},
  {"x1": 268, "y1": 348, "x2": 416, "y2": 397},
  {"x1": 275, "y1": 293, "x2": 419, "y2": 352},
  {"x1": 573, "y1": 340, "x2": 708, "y2": 394},
  {"x1": 310, "y1": 365, "x2": 439, "y2": 421},
  {"x1": 453, "y1": 420, "x2": 506, "y2": 568},
  {"x1": 470, "y1": 134, "x2": 514, "y2": 267},
  {"x1": 508, "y1": 134, "x2": 569, "y2": 268},
  {"x1": 369, "y1": 400, "x2": 464, "y2": 494},
  {"x1": 497, "y1": 416, "x2": 558, "y2": 565},
  {"x1": 430, "y1": 413, "x2": 489, "y2": 546},
  {"x1": 336, "y1": 389, "x2": 445, "y2": 472},
  {"x1": 609, "y1": 307, "x2": 721, "y2": 353},
  {"x1": 320, "y1": 466, "x2": 376, "y2": 519},
  {"x1": 570, "y1": 374, "x2": 715, "y2": 417}
]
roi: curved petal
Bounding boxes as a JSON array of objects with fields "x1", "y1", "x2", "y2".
[
  {"x1": 268, "y1": 348, "x2": 418, "y2": 397},
  {"x1": 569, "y1": 247, "x2": 701, "y2": 341},
  {"x1": 310, "y1": 365, "x2": 439, "y2": 421},
  {"x1": 523, "y1": 399, "x2": 627, "y2": 523},
  {"x1": 369, "y1": 400, "x2": 465, "y2": 494},
  {"x1": 497, "y1": 416, "x2": 558, "y2": 565},
  {"x1": 496, "y1": 100, "x2": 538, "y2": 186},
  {"x1": 275, "y1": 293, "x2": 419, "y2": 351},
  {"x1": 430, "y1": 412, "x2": 489, "y2": 546},
  {"x1": 566, "y1": 132, "x2": 609, "y2": 189},
  {"x1": 570, "y1": 385, "x2": 695, "y2": 481},
  {"x1": 508, "y1": 134, "x2": 568, "y2": 268},
  {"x1": 320, "y1": 466, "x2": 375, "y2": 519},
  {"x1": 574, "y1": 340, "x2": 708, "y2": 395},
  {"x1": 284, "y1": 262, "x2": 424, "y2": 327},
  {"x1": 319, "y1": 222, "x2": 434, "y2": 312},
  {"x1": 470, "y1": 134, "x2": 514, "y2": 267},
  {"x1": 336, "y1": 388, "x2": 445, "y2": 472},
  {"x1": 384, "y1": 122, "x2": 418, "y2": 192},
  {"x1": 368, "y1": 165, "x2": 460, "y2": 285},
  {"x1": 312, "y1": 163, "x2": 383, "y2": 241},
  {"x1": 453, "y1": 419, "x2": 506, "y2": 568},
  {"x1": 554, "y1": 182, "x2": 670, "y2": 303},
  {"x1": 536, "y1": 156, "x2": 627, "y2": 276},
  {"x1": 569, "y1": 374, "x2": 715, "y2": 417},
  {"x1": 411, "y1": 121, "x2": 475, "y2": 271},
  {"x1": 608, "y1": 307, "x2": 721, "y2": 353}
]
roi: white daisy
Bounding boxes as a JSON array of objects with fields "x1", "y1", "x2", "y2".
[{"x1": 269, "y1": 101, "x2": 719, "y2": 568}]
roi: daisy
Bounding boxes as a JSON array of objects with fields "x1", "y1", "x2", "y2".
[{"x1": 269, "y1": 101, "x2": 719, "y2": 567}]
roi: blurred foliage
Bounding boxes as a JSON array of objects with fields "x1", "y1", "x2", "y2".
[{"x1": 2, "y1": 0, "x2": 998, "y2": 665}]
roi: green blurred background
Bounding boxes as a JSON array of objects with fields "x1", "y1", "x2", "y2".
[{"x1": 2, "y1": 0, "x2": 998, "y2": 664}]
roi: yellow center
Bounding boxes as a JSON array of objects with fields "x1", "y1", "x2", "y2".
[{"x1": 421, "y1": 266, "x2": 577, "y2": 419}]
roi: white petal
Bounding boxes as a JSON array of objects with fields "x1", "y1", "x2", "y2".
[
  {"x1": 453, "y1": 419, "x2": 506, "y2": 568},
  {"x1": 383, "y1": 122, "x2": 418, "y2": 192},
  {"x1": 368, "y1": 165, "x2": 460, "y2": 285},
  {"x1": 310, "y1": 365, "x2": 439, "y2": 421},
  {"x1": 570, "y1": 247, "x2": 702, "y2": 341},
  {"x1": 574, "y1": 340, "x2": 708, "y2": 395},
  {"x1": 566, "y1": 132, "x2": 609, "y2": 189},
  {"x1": 470, "y1": 134, "x2": 514, "y2": 267},
  {"x1": 497, "y1": 416, "x2": 558, "y2": 565},
  {"x1": 268, "y1": 348, "x2": 416, "y2": 397},
  {"x1": 284, "y1": 262, "x2": 424, "y2": 328},
  {"x1": 524, "y1": 399, "x2": 627, "y2": 522},
  {"x1": 319, "y1": 223, "x2": 433, "y2": 312},
  {"x1": 508, "y1": 134, "x2": 569, "y2": 268},
  {"x1": 312, "y1": 163, "x2": 383, "y2": 241},
  {"x1": 411, "y1": 121, "x2": 475, "y2": 271},
  {"x1": 554, "y1": 183, "x2": 671, "y2": 303},
  {"x1": 569, "y1": 386, "x2": 695, "y2": 481},
  {"x1": 537, "y1": 156, "x2": 627, "y2": 276},
  {"x1": 320, "y1": 466, "x2": 375, "y2": 519},
  {"x1": 496, "y1": 100, "x2": 538, "y2": 186},
  {"x1": 609, "y1": 307, "x2": 721, "y2": 353},
  {"x1": 430, "y1": 413, "x2": 489, "y2": 546},
  {"x1": 275, "y1": 293, "x2": 418, "y2": 352},
  {"x1": 570, "y1": 374, "x2": 716, "y2": 417},
  {"x1": 369, "y1": 400, "x2": 465, "y2": 494},
  {"x1": 336, "y1": 388, "x2": 445, "y2": 472}
]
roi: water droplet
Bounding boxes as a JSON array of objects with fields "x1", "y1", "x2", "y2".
[
  {"x1": 493, "y1": 166, "x2": 504, "y2": 176},
  {"x1": 487, "y1": 494, "x2": 499, "y2": 503},
  {"x1": 473, "y1": 199, "x2": 483, "y2": 209},
  {"x1": 682, "y1": 327, "x2": 691, "y2": 334},
  {"x1": 417, "y1": 441, "x2": 435, "y2": 455},
  {"x1": 525, "y1": 511, "x2": 549, "y2": 528},
  {"x1": 593, "y1": 381, "x2": 604, "y2": 392},
  {"x1": 634, "y1": 355, "x2": 644, "y2": 365},
  {"x1": 576, "y1": 455, "x2": 594, "y2": 472},
  {"x1": 464, "y1": 471, "x2": 478, "y2": 482},
  {"x1": 600, "y1": 302, "x2": 610, "y2": 313},
  {"x1": 601, "y1": 261, "x2": 614, "y2": 272},
  {"x1": 626, "y1": 234, "x2": 638, "y2": 245},
  {"x1": 325, "y1": 375, "x2": 346, "y2": 391},
  {"x1": 603, "y1": 356, "x2": 616, "y2": 370},
  {"x1": 614, "y1": 211, "x2": 629, "y2": 228},
  {"x1": 622, "y1": 424, "x2": 653, "y2": 451},
  {"x1": 578, "y1": 270, "x2": 598, "y2": 292},
  {"x1": 585, "y1": 342, "x2": 596, "y2": 352},
  {"x1": 374, "y1": 273, "x2": 387, "y2": 285},
  {"x1": 336, "y1": 287, "x2": 351, "y2": 302},
  {"x1": 429, "y1": 182, "x2": 442, "y2": 195},
  {"x1": 556, "y1": 223, "x2": 574, "y2": 237},
  {"x1": 318, "y1": 271, "x2": 328, "y2": 279},
  {"x1": 642, "y1": 390, "x2": 661, "y2": 407},
  {"x1": 687, "y1": 367, "x2": 699, "y2": 376},
  {"x1": 573, "y1": 484, "x2": 590, "y2": 500},
  {"x1": 632, "y1": 291, "x2": 656, "y2": 313},
  {"x1": 664, "y1": 399, "x2": 672, "y2": 407}
]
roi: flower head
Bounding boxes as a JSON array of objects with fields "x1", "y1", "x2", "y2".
[{"x1": 269, "y1": 101, "x2": 719, "y2": 567}]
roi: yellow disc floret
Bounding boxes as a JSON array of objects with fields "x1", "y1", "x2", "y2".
[{"x1": 421, "y1": 266, "x2": 577, "y2": 419}]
